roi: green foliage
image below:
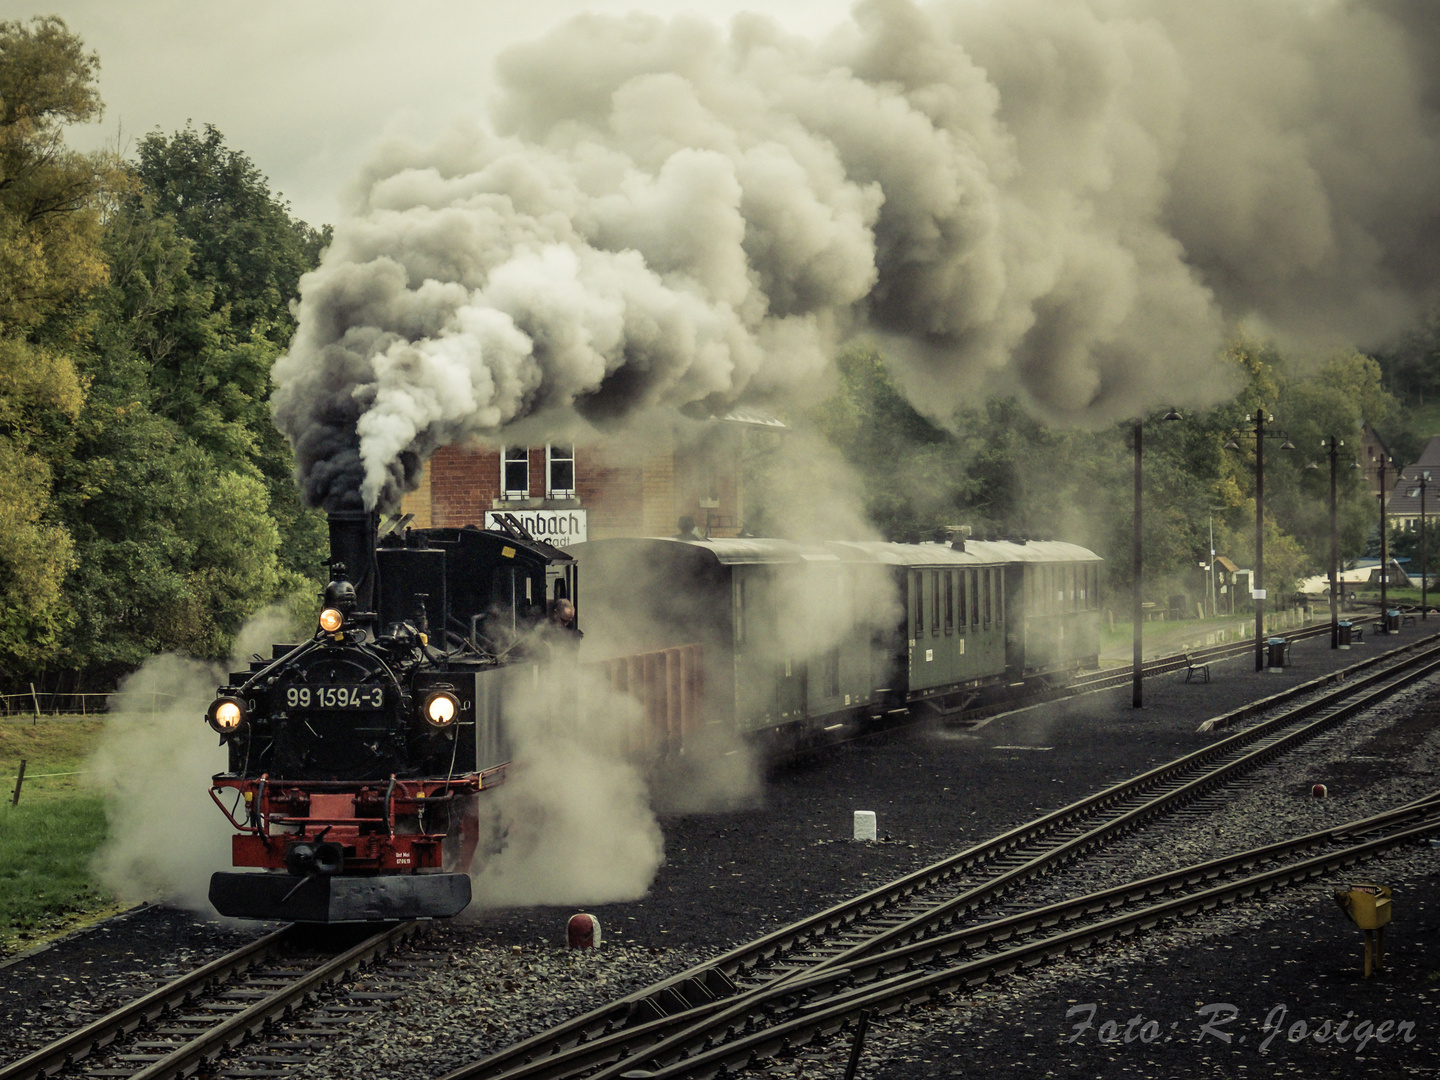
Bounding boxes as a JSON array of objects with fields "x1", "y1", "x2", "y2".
[
  {"x1": 0, "y1": 24, "x2": 325, "y2": 687},
  {"x1": 809, "y1": 345, "x2": 978, "y2": 540},
  {"x1": 134, "y1": 123, "x2": 329, "y2": 346},
  {"x1": 801, "y1": 335, "x2": 1411, "y2": 612},
  {"x1": 0, "y1": 17, "x2": 115, "y2": 678}
]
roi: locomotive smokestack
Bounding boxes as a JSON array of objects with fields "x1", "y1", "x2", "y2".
[{"x1": 327, "y1": 511, "x2": 379, "y2": 614}]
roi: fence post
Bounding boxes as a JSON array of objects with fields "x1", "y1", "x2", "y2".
[
  {"x1": 30, "y1": 682, "x2": 40, "y2": 725},
  {"x1": 11, "y1": 760, "x2": 25, "y2": 806}
]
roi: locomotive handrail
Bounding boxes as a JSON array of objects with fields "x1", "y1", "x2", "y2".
[{"x1": 235, "y1": 636, "x2": 324, "y2": 697}]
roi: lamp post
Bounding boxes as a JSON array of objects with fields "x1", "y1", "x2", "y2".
[
  {"x1": 1307, "y1": 437, "x2": 1349, "y2": 649},
  {"x1": 1225, "y1": 409, "x2": 1295, "y2": 671},
  {"x1": 1376, "y1": 454, "x2": 1394, "y2": 628},
  {"x1": 1405, "y1": 469, "x2": 1432, "y2": 619},
  {"x1": 1133, "y1": 408, "x2": 1182, "y2": 708}
]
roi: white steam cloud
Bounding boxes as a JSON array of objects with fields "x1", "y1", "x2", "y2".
[
  {"x1": 88, "y1": 609, "x2": 295, "y2": 913},
  {"x1": 272, "y1": 0, "x2": 1440, "y2": 511},
  {"x1": 468, "y1": 665, "x2": 668, "y2": 906}
]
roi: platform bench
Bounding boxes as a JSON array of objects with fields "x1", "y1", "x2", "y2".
[{"x1": 1184, "y1": 654, "x2": 1211, "y2": 683}]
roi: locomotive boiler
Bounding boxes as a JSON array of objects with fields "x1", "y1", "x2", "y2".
[{"x1": 205, "y1": 510, "x2": 576, "y2": 923}]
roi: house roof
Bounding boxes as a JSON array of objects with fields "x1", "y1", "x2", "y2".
[{"x1": 1386, "y1": 436, "x2": 1440, "y2": 517}]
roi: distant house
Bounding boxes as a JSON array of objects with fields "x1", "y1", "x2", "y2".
[
  {"x1": 1297, "y1": 559, "x2": 1414, "y2": 595},
  {"x1": 1387, "y1": 435, "x2": 1440, "y2": 527}
]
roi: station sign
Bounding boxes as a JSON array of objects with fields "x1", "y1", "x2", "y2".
[{"x1": 484, "y1": 508, "x2": 587, "y2": 545}]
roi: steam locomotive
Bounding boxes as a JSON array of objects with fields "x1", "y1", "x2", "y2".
[{"x1": 205, "y1": 511, "x2": 576, "y2": 923}]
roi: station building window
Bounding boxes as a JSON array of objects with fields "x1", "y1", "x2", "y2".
[
  {"x1": 547, "y1": 444, "x2": 575, "y2": 497},
  {"x1": 502, "y1": 446, "x2": 529, "y2": 499}
]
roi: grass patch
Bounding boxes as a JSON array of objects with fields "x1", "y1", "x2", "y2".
[{"x1": 0, "y1": 717, "x2": 119, "y2": 955}]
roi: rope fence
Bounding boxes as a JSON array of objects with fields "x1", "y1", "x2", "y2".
[{"x1": 0, "y1": 687, "x2": 182, "y2": 718}]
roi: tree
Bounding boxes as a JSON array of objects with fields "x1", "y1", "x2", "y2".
[
  {"x1": 0, "y1": 17, "x2": 114, "y2": 675},
  {"x1": 132, "y1": 125, "x2": 328, "y2": 579}
]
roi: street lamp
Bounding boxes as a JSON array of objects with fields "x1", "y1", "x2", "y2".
[
  {"x1": 1133, "y1": 408, "x2": 1182, "y2": 708},
  {"x1": 1224, "y1": 409, "x2": 1295, "y2": 671},
  {"x1": 1372, "y1": 453, "x2": 1395, "y2": 629},
  {"x1": 1306, "y1": 436, "x2": 1352, "y2": 649},
  {"x1": 1405, "y1": 468, "x2": 1432, "y2": 619}
]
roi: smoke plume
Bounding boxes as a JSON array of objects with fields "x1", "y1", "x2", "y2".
[{"x1": 272, "y1": 0, "x2": 1440, "y2": 512}]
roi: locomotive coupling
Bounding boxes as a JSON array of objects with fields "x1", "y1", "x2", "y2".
[{"x1": 285, "y1": 839, "x2": 346, "y2": 876}]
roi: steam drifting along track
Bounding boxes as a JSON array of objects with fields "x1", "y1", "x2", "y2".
[{"x1": 437, "y1": 633, "x2": 1440, "y2": 1080}]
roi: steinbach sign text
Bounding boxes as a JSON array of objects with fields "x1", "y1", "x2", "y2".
[{"x1": 484, "y1": 509, "x2": 587, "y2": 545}]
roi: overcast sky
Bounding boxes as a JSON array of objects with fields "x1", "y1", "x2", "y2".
[{"x1": 23, "y1": 1, "x2": 854, "y2": 228}]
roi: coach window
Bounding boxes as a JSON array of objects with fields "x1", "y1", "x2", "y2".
[
  {"x1": 547, "y1": 444, "x2": 575, "y2": 498},
  {"x1": 913, "y1": 572, "x2": 924, "y2": 639},
  {"x1": 502, "y1": 446, "x2": 529, "y2": 499},
  {"x1": 932, "y1": 571, "x2": 942, "y2": 635},
  {"x1": 944, "y1": 571, "x2": 954, "y2": 633},
  {"x1": 957, "y1": 569, "x2": 967, "y2": 631},
  {"x1": 982, "y1": 568, "x2": 992, "y2": 628},
  {"x1": 970, "y1": 570, "x2": 979, "y2": 626}
]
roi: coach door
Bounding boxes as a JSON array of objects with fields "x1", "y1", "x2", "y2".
[{"x1": 1003, "y1": 563, "x2": 1025, "y2": 678}]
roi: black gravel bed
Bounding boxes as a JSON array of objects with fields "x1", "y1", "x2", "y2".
[
  {"x1": 3, "y1": 622, "x2": 1437, "y2": 1078},
  {"x1": 0, "y1": 904, "x2": 269, "y2": 1064}
]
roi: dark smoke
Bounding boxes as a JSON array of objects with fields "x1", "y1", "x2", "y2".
[{"x1": 271, "y1": 0, "x2": 1440, "y2": 512}]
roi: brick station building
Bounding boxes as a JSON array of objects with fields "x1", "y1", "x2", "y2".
[{"x1": 399, "y1": 409, "x2": 786, "y2": 545}]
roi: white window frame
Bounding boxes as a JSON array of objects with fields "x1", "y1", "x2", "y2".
[
  {"x1": 546, "y1": 443, "x2": 575, "y2": 498},
  {"x1": 501, "y1": 446, "x2": 529, "y2": 500}
]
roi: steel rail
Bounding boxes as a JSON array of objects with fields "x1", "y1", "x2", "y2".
[
  {"x1": 619, "y1": 811, "x2": 1440, "y2": 1080},
  {"x1": 125, "y1": 921, "x2": 421, "y2": 1080},
  {"x1": 1, "y1": 922, "x2": 421, "y2": 1080},
  {"x1": 440, "y1": 637, "x2": 1440, "y2": 1080},
  {"x1": 0, "y1": 925, "x2": 297, "y2": 1080},
  {"x1": 445, "y1": 796, "x2": 1440, "y2": 1080}
]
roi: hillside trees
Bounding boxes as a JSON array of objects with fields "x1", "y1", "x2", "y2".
[
  {"x1": 0, "y1": 18, "x2": 328, "y2": 689},
  {"x1": 55, "y1": 127, "x2": 329, "y2": 683},
  {"x1": 0, "y1": 16, "x2": 112, "y2": 675},
  {"x1": 799, "y1": 338, "x2": 1401, "y2": 611}
]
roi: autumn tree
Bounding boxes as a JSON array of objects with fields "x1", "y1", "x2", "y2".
[{"x1": 0, "y1": 16, "x2": 114, "y2": 674}]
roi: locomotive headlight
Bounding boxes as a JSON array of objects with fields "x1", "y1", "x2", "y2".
[
  {"x1": 207, "y1": 695, "x2": 248, "y2": 735},
  {"x1": 318, "y1": 608, "x2": 344, "y2": 633},
  {"x1": 422, "y1": 690, "x2": 460, "y2": 728}
]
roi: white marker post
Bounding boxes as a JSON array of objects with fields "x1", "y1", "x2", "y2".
[{"x1": 853, "y1": 811, "x2": 877, "y2": 841}]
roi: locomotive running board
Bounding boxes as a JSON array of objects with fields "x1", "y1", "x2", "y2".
[{"x1": 209, "y1": 871, "x2": 472, "y2": 923}]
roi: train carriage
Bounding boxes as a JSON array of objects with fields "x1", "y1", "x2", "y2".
[{"x1": 569, "y1": 534, "x2": 1104, "y2": 746}]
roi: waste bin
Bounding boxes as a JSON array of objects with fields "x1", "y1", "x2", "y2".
[
  {"x1": 1267, "y1": 636, "x2": 1287, "y2": 670},
  {"x1": 1385, "y1": 609, "x2": 1401, "y2": 633},
  {"x1": 1338, "y1": 620, "x2": 1353, "y2": 648}
]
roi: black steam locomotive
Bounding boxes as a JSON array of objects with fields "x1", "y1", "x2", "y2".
[{"x1": 205, "y1": 511, "x2": 576, "y2": 923}]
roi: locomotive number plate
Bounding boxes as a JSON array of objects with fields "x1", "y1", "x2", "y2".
[{"x1": 283, "y1": 684, "x2": 384, "y2": 710}]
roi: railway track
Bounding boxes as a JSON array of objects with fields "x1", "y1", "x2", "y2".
[
  {"x1": 438, "y1": 633, "x2": 1440, "y2": 1080},
  {"x1": 954, "y1": 613, "x2": 1384, "y2": 725},
  {"x1": 0, "y1": 921, "x2": 423, "y2": 1080}
]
